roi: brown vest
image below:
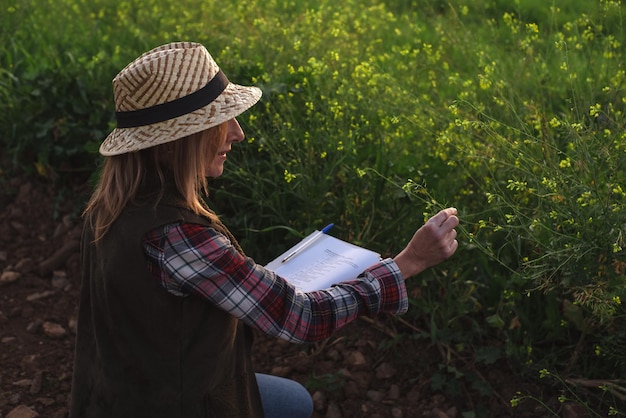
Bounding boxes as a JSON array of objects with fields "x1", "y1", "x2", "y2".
[{"x1": 70, "y1": 199, "x2": 263, "y2": 418}]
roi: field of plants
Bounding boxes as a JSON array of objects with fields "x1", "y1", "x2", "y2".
[{"x1": 1, "y1": 0, "x2": 625, "y2": 415}]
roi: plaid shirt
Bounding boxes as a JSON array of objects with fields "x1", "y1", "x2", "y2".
[{"x1": 143, "y1": 222, "x2": 408, "y2": 343}]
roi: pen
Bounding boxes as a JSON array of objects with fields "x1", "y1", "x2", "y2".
[{"x1": 281, "y1": 223, "x2": 334, "y2": 263}]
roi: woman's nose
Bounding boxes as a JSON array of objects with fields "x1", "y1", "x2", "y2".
[{"x1": 227, "y1": 119, "x2": 245, "y2": 143}]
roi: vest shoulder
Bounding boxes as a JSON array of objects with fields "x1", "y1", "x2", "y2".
[{"x1": 122, "y1": 201, "x2": 213, "y2": 228}]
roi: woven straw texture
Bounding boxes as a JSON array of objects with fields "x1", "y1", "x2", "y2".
[{"x1": 100, "y1": 42, "x2": 262, "y2": 156}]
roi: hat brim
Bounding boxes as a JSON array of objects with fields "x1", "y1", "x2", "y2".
[{"x1": 99, "y1": 83, "x2": 262, "y2": 156}]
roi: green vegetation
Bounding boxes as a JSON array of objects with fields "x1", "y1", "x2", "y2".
[{"x1": 2, "y1": 0, "x2": 625, "y2": 415}]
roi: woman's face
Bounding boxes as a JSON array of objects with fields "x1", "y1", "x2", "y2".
[{"x1": 205, "y1": 119, "x2": 245, "y2": 177}]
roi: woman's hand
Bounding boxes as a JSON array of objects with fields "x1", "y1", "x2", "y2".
[{"x1": 393, "y1": 207, "x2": 459, "y2": 279}]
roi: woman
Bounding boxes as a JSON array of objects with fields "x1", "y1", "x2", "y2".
[{"x1": 70, "y1": 42, "x2": 459, "y2": 418}]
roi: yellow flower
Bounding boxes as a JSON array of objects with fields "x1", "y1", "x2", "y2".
[
  {"x1": 549, "y1": 117, "x2": 561, "y2": 128},
  {"x1": 283, "y1": 170, "x2": 297, "y2": 183}
]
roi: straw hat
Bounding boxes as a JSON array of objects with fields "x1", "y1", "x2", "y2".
[{"x1": 99, "y1": 42, "x2": 262, "y2": 156}]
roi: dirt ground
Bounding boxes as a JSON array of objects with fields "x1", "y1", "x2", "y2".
[{"x1": 0, "y1": 175, "x2": 557, "y2": 418}]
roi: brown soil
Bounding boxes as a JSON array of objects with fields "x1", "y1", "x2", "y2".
[{"x1": 0, "y1": 176, "x2": 552, "y2": 418}]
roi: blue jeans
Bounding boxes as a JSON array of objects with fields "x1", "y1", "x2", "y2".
[{"x1": 255, "y1": 373, "x2": 313, "y2": 418}]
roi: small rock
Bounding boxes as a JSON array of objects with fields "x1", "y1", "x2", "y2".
[
  {"x1": 26, "y1": 320, "x2": 42, "y2": 334},
  {"x1": 342, "y1": 380, "x2": 360, "y2": 398},
  {"x1": 15, "y1": 258, "x2": 34, "y2": 274},
  {"x1": 350, "y1": 370, "x2": 373, "y2": 390},
  {"x1": 8, "y1": 392, "x2": 21, "y2": 405},
  {"x1": 26, "y1": 291, "x2": 55, "y2": 302},
  {"x1": 68, "y1": 317, "x2": 78, "y2": 334},
  {"x1": 13, "y1": 379, "x2": 33, "y2": 387},
  {"x1": 326, "y1": 348, "x2": 340, "y2": 361},
  {"x1": 20, "y1": 354, "x2": 40, "y2": 372},
  {"x1": 325, "y1": 402, "x2": 342, "y2": 418},
  {"x1": 366, "y1": 390, "x2": 385, "y2": 402},
  {"x1": 10, "y1": 220, "x2": 25, "y2": 232},
  {"x1": 312, "y1": 390, "x2": 327, "y2": 412},
  {"x1": 446, "y1": 406, "x2": 458, "y2": 418},
  {"x1": 391, "y1": 407, "x2": 403, "y2": 418},
  {"x1": 388, "y1": 384, "x2": 401, "y2": 399},
  {"x1": 1, "y1": 270, "x2": 21, "y2": 285},
  {"x1": 6, "y1": 404, "x2": 39, "y2": 418},
  {"x1": 36, "y1": 397, "x2": 55, "y2": 407},
  {"x1": 51, "y1": 271, "x2": 70, "y2": 289},
  {"x1": 432, "y1": 394, "x2": 447, "y2": 406},
  {"x1": 269, "y1": 365, "x2": 292, "y2": 376},
  {"x1": 406, "y1": 384, "x2": 421, "y2": 404},
  {"x1": 431, "y1": 407, "x2": 451, "y2": 418},
  {"x1": 345, "y1": 350, "x2": 366, "y2": 367},
  {"x1": 375, "y1": 362, "x2": 397, "y2": 379},
  {"x1": 30, "y1": 372, "x2": 42, "y2": 395},
  {"x1": 2, "y1": 335, "x2": 17, "y2": 343},
  {"x1": 54, "y1": 406, "x2": 70, "y2": 417},
  {"x1": 336, "y1": 368, "x2": 352, "y2": 379},
  {"x1": 42, "y1": 322, "x2": 67, "y2": 339}
]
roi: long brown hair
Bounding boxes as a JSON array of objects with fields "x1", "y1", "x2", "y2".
[{"x1": 84, "y1": 123, "x2": 227, "y2": 242}]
